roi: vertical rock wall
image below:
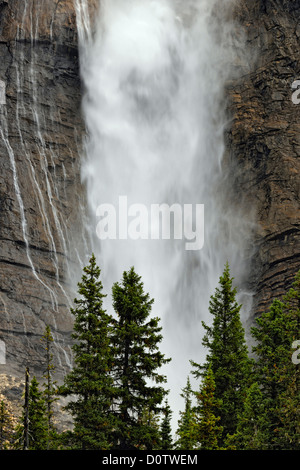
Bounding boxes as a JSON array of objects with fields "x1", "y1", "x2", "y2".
[
  {"x1": 0, "y1": 0, "x2": 88, "y2": 378},
  {"x1": 227, "y1": 0, "x2": 300, "y2": 319}
]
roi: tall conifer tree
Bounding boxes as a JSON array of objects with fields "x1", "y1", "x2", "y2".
[
  {"x1": 193, "y1": 365, "x2": 223, "y2": 450},
  {"x1": 60, "y1": 254, "x2": 114, "y2": 449},
  {"x1": 227, "y1": 270, "x2": 300, "y2": 450},
  {"x1": 41, "y1": 325, "x2": 58, "y2": 448},
  {"x1": 111, "y1": 267, "x2": 170, "y2": 450},
  {"x1": 251, "y1": 275, "x2": 300, "y2": 450},
  {"x1": 15, "y1": 376, "x2": 48, "y2": 450},
  {"x1": 160, "y1": 399, "x2": 173, "y2": 450},
  {"x1": 175, "y1": 377, "x2": 196, "y2": 450},
  {"x1": 191, "y1": 262, "x2": 251, "y2": 444},
  {"x1": 225, "y1": 382, "x2": 268, "y2": 450}
]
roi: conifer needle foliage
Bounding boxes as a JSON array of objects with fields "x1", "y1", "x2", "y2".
[
  {"x1": 110, "y1": 266, "x2": 171, "y2": 449},
  {"x1": 191, "y1": 262, "x2": 252, "y2": 445},
  {"x1": 2, "y1": 258, "x2": 298, "y2": 451},
  {"x1": 60, "y1": 254, "x2": 115, "y2": 450}
]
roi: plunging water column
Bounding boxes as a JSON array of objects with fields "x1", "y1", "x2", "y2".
[{"x1": 75, "y1": 0, "x2": 254, "y2": 426}]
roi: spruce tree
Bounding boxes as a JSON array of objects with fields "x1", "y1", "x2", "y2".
[
  {"x1": 111, "y1": 266, "x2": 170, "y2": 450},
  {"x1": 276, "y1": 368, "x2": 300, "y2": 449},
  {"x1": 191, "y1": 262, "x2": 251, "y2": 444},
  {"x1": 60, "y1": 254, "x2": 115, "y2": 450},
  {"x1": 175, "y1": 377, "x2": 196, "y2": 450},
  {"x1": 227, "y1": 271, "x2": 300, "y2": 450},
  {"x1": 41, "y1": 325, "x2": 58, "y2": 449},
  {"x1": 28, "y1": 377, "x2": 48, "y2": 450},
  {"x1": 193, "y1": 365, "x2": 223, "y2": 450},
  {"x1": 251, "y1": 280, "x2": 300, "y2": 450},
  {"x1": 279, "y1": 270, "x2": 300, "y2": 449},
  {"x1": 15, "y1": 376, "x2": 48, "y2": 450},
  {"x1": 225, "y1": 382, "x2": 268, "y2": 450},
  {"x1": 136, "y1": 405, "x2": 161, "y2": 450},
  {"x1": 160, "y1": 399, "x2": 173, "y2": 450}
]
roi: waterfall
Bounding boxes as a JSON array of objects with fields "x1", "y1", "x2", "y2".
[{"x1": 75, "y1": 0, "x2": 254, "y2": 427}]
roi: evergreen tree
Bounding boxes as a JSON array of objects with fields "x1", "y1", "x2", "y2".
[
  {"x1": 193, "y1": 365, "x2": 223, "y2": 450},
  {"x1": 175, "y1": 377, "x2": 196, "y2": 450},
  {"x1": 251, "y1": 280, "x2": 300, "y2": 450},
  {"x1": 225, "y1": 382, "x2": 268, "y2": 450},
  {"x1": 60, "y1": 254, "x2": 115, "y2": 450},
  {"x1": 191, "y1": 262, "x2": 251, "y2": 444},
  {"x1": 15, "y1": 376, "x2": 48, "y2": 450},
  {"x1": 14, "y1": 367, "x2": 30, "y2": 450},
  {"x1": 226, "y1": 271, "x2": 300, "y2": 450},
  {"x1": 41, "y1": 325, "x2": 58, "y2": 449},
  {"x1": 136, "y1": 405, "x2": 161, "y2": 450},
  {"x1": 28, "y1": 377, "x2": 48, "y2": 450},
  {"x1": 160, "y1": 399, "x2": 173, "y2": 450},
  {"x1": 278, "y1": 270, "x2": 300, "y2": 449},
  {"x1": 111, "y1": 267, "x2": 170, "y2": 450},
  {"x1": 276, "y1": 368, "x2": 300, "y2": 449}
]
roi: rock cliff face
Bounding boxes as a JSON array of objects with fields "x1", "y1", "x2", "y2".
[
  {"x1": 0, "y1": 0, "x2": 299, "y2": 380},
  {"x1": 0, "y1": 0, "x2": 89, "y2": 378},
  {"x1": 227, "y1": 0, "x2": 300, "y2": 318}
]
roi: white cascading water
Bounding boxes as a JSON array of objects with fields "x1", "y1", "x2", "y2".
[{"x1": 75, "y1": 0, "x2": 254, "y2": 428}]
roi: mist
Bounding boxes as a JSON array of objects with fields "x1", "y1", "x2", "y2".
[{"x1": 75, "y1": 0, "x2": 255, "y2": 431}]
